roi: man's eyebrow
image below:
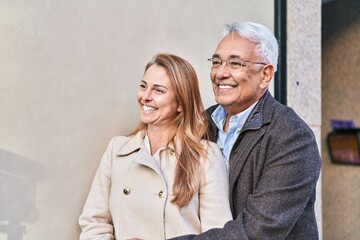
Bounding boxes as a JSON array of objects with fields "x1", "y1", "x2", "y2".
[
  {"x1": 229, "y1": 54, "x2": 242, "y2": 59},
  {"x1": 211, "y1": 54, "x2": 242, "y2": 59}
]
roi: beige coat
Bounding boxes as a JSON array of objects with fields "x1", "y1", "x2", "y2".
[{"x1": 79, "y1": 131, "x2": 232, "y2": 240}]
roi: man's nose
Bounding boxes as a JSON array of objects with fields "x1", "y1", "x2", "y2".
[{"x1": 215, "y1": 63, "x2": 231, "y2": 79}]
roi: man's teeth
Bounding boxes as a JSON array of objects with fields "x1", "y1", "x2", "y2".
[
  {"x1": 143, "y1": 106, "x2": 157, "y2": 111},
  {"x1": 219, "y1": 85, "x2": 233, "y2": 89}
]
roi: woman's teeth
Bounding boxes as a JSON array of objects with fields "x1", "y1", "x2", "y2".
[{"x1": 143, "y1": 106, "x2": 157, "y2": 111}]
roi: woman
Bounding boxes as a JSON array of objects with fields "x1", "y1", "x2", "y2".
[{"x1": 79, "y1": 53, "x2": 232, "y2": 240}]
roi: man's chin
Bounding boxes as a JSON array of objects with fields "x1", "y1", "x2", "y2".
[{"x1": 215, "y1": 96, "x2": 232, "y2": 106}]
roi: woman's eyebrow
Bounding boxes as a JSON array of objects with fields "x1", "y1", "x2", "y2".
[
  {"x1": 153, "y1": 84, "x2": 169, "y2": 90},
  {"x1": 141, "y1": 80, "x2": 169, "y2": 90}
]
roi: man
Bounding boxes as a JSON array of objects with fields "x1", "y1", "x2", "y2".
[{"x1": 172, "y1": 22, "x2": 322, "y2": 239}]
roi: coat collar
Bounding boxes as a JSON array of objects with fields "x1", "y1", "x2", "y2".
[
  {"x1": 116, "y1": 130, "x2": 177, "y2": 155},
  {"x1": 114, "y1": 131, "x2": 162, "y2": 174},
  {"x1": 206, "y1": 91, "x2": 276, "y2": 140},
  {"x1": 115, "y1": 130, "x2": 177, "y2": 175},
  {"x1": 116, "y1": 131, "x2": 145, "y2": 156},
  {"x1": 241, "y1": 91, "x2": 274, "y2": 132}
]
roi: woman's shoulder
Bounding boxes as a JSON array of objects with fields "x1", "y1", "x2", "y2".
[
  {"x1": 200, "y1": 140, "x2": 221, "y2": 152},
  {"x1": 109, "y1": 131, "x2": 145, "y2": 155},
  {"x1": 107, "y1": 135, "x2": 130, "y2": 146},
  {"x1": 199, "y1": 140, "x2": 223, "y2": 164},
  {"x1": 109, "y1": 131, "x2": 144, "y2": 145},
  {"x1": 111, "y1": 135, "x2": 131, "y2": 143}
]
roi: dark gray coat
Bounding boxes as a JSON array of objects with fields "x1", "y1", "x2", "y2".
[{"x1": 171, "y1": 91, "x2": 322, "y2": 240}]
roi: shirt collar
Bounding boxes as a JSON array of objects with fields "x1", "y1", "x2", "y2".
[{"x1": 211, "y1": 101, "x2": 259, "y2": 131}]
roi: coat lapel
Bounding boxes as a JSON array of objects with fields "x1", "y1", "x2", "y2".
[
  {"x1": 206, "y1": 91, "x2": 277, "y2": 208},
  {"x1": 115, "y1": 130, "x2": 172, "y2": 177},
  {"x1": 132, "y1": 148, "x2": 163, "y2": 176},
  {"x1": 226, "y1": 91, "x2": 275, "y2": 210},
  {"x1": 228, "y1": 128, "x2": 266, "y2": 190}
]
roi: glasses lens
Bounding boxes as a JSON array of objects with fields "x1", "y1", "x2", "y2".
[
  {"x1": 229, "y1": 59, "x2": 244, "y2": 69},
  {"x1": 208, "y1": 58, "x2": 221, "y2": 69},
  {"x1": 208, "y1": 57, "x2": 246, "y2": 71}
]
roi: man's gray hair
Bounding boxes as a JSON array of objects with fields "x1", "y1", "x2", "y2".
[{"x1": 222, "y1": 22, "x2": 279, "y2": 72}]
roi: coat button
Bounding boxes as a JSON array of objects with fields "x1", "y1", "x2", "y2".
[
  {"x1": 158, "y1": 190, "x2": 165, "y2": 198},
  {"x1": 123, "y1": 188, "x2": 130, "y2": 195}
]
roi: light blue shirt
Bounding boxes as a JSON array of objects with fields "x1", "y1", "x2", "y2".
[{"x1": 211, "y1": 102, "x2": 258, "y2": 173}]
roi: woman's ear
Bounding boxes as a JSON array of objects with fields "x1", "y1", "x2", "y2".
[{"x1": 177, "y1": 104, "x2": 183, "y2": 113}]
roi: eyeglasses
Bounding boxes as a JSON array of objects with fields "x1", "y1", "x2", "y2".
[{"x1": 207, "y1": 57, "x2": 267, "y2": 71}]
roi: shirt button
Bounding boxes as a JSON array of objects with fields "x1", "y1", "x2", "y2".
[
  {"x1": 158, "y1": 190, "x2": 165, "y2": 198},
  {"x1": 123, "y1": 188, "x2": 130, "y2": 195},
  {"x1": 170, "y1": 150, "x2": 175, "y2": 156}
]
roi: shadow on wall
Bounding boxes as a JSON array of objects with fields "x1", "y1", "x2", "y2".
[{"x1": 0, "y1": 149, "x2": 47, "y2": 240}]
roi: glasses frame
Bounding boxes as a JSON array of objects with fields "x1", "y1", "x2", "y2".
[{"x1": 207, "y1": 57, "x2": 267, "y2": 71}]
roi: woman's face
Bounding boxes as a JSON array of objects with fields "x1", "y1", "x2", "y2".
[{"x1": 137, "y1": 64, "x2": 181, "y2": 129}]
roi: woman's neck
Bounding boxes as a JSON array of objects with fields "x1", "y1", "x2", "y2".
[{"x1": 147, "y1": 125, "x2": 175, "y2": 155}]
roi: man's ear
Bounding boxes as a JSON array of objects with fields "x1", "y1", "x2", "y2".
[{"x1": 260, "y1": 64, "x2": 274, "y2": 89}]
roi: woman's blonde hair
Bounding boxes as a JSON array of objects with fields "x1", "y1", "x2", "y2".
[{"x1": 131, "y1": 53, "x2": 209, "y2": 207}]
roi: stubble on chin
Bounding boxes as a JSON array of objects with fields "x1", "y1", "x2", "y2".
[{"x1": 215, "y1": 94, "x2": 231, "y2": 107}]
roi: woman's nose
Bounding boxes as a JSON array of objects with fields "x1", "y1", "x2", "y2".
[{"x1": 142, "y1": 89, "x2": 152, "y2": 100}]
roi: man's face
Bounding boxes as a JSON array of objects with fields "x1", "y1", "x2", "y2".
[{"x1": 210, "y1": 33, "x2": 271, "y2": 115}]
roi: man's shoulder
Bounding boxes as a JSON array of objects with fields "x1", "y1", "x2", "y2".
[{"x1": 269, "y1": 101, "x2": 314, "y2": 136}]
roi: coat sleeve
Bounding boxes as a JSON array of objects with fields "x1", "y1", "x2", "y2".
[
  {"x1": 169, "y1": 113, "x2": 322, "y2": 240},
  {"x1": 198, "y1": 142, "x2": 233, "y2": 232},
  {"x1": 78, "y1": 137, "x2": 117, "y2": 240}
]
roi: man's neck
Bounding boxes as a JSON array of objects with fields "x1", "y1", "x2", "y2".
[{"x1": 223, "y1": 114, "x2": 231, "y2": 133}]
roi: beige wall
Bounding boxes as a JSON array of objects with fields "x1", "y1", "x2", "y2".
[
  {"x1": 286, "y1": 0, "x2": 323, "y2": 238},
  {"x1": 0, "y1": 1, "x2": 274, "y2": 239},
  {"x1": 322, "y1": 0, "x2": 360, "y2": 239}
]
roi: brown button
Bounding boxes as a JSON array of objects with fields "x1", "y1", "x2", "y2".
[
  {"x1": 170, "y1": 150, "x2": 175, "y2": 156},
  {"x1": 158, "y1": 190, "x2": 165, "y2": 198},
  {"x1": 123, "y1": 188, "x2": 130, "y2": 195}
]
